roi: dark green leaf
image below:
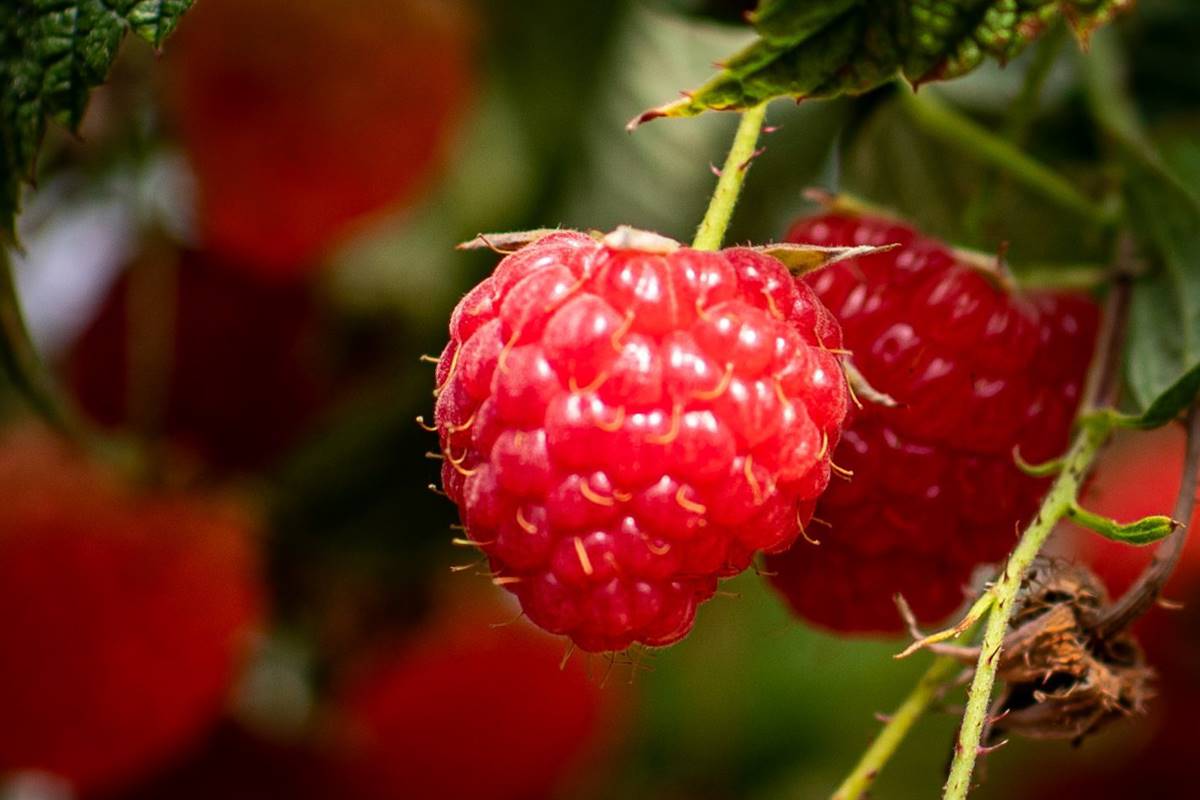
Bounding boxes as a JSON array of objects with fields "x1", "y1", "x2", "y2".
[
  {"x1": 1122, "y1": 150, "x2": 1200, "y2": 426},
  {"x1": 0, "y1": 0, "x2": 194, "y2": 239},
  {"x1": 1079, "y1": 27, "x2": 1200, "y2": 427},
  {"x1": 633, "y1": 0, "x2": 1131, "y2": 123}
]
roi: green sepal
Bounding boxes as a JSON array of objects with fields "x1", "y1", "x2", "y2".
[{"x1": 1067, "y1": 502, "x2": 1178, "y2": 546}]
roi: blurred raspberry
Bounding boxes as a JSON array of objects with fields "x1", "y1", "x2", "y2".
[
  {"x1": 433, "y1": 231, "x2": 848, "y2": 651},
  {"x1": 93, "y1": 722, "x2": 334, "y2": 800},
  {"x1": 0, "y1": 427, "x2": 264, "y2": 794},
  {"x1": 65, "y1": 248, "x2": 332, "y2": 472},
  {"x1": 164, "y1": 0, "x2": 475, "y2": 275},
  {"x1": 330, "y1": 613, "x2": 618, "y2": 800},
  {"x1": 766, "y1": 213, "x2": 1098, "y2": 634}
]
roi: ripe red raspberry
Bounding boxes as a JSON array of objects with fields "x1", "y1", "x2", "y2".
[
  {"x1": 164, "y1": 0, "x2": 474, "y2": 275},
  {"x1": 766, "y1": 213, "x2": 1098, "y2": 634},
  {"x1": 330, "y1": 613, "x2": 619, "y2": 800},
  {"x1": 433, "y1": 230, "x2": 848, "y2": 651},
  {"x1": 0, "y1": 427, "x2": 264, "y2": 794}
]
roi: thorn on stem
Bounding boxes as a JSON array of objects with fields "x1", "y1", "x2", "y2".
[
  {"x1": 739, "y1": 146, "x2": 767, "y2": 171},
  {"x1": 977, "y1": 739, "x2": 1009, "y2": 755}
]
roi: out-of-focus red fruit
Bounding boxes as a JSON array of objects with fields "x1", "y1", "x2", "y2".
[
  {"x1": 164, "y1": 0, "x2": 475, "y2": 276},
  {"x1": 766, "y1": 213, "x2": 1097, "y2": 634},
  {"x1": 65, "y1": 248, "x2": 331, "y2": 471},
  {"x1": 331, "y1": 613, "x2": 620, "y2": 800},
  {"x1": 94, "y1": 722, "x2": 333, "y2": 800},
  {"x1": 0, "y1": 427, "x2": 264, "y2": 795}
]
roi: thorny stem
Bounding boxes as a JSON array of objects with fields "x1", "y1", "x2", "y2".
[
  {"x1": 942, "y1": 275, "x2": 1132, "y2": 799},
  {"x1": 896, "y1": 87, "x2": 1114, "y2": 230},
  {"x1": 832, "y1": 652, "x2": 963, "y2": 800},
  {"x1": 833, "y1": 270, "x2": 1132, "y2": 799},
  {"x1": 0, "y1": 247, "x2": 85, "y2": 438},
  {"x1": 692, "y1": 102, "x2": 768, "y2": 251},
  {"x1": 1091, "y1": 403, "x2": 1200, "y2": 638},
  {"x1": 942, "y1": 424, "x2": 1107, "y2": 799}
]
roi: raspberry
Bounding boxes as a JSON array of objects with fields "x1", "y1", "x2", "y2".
[
  {"x1": 433, "y1": 230, "x2": 848, "y2": 651},
  {"x1": 0, "y1": 428, "x2": 264, "y2": 794},
  {"x1": 66, "y1": 248, "x2": 332, "y2": 471},
  {"x1": 330, "y1": 613, "x2": 618, "y2": 800},
  {"x1": 766, "y1": 213, "x2": 1098, "y2": 634},
  {"x1": 164, "y1": 0, "x2": 474, "y2": 275}
]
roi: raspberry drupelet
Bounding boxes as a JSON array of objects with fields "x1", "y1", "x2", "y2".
[
  {"x1": 767, "y1": 213, "x2": 1099, "y2": 634},
  {"x1": 432, "y1": 230, "x2": 849, "y2": 651}
]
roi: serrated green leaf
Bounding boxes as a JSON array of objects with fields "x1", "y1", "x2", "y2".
[
  {"x1": 0, "y1": 0, "x2": 194, "y2": 239},
  {"x1": 633, "y1": 0, "x2": 1131, "y2": 123}
]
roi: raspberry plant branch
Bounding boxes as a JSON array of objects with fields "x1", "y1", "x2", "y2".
[
  {"x1": 691, "y1": 102, "x2": 768, "y2": 251},
  {"x1": 832, "y1": 648, "x2": 966, "y2": 800},
  {"x1": 942, "y1": 416, "x2": 1108, "y2": 798},
  {"x1": 0, "y1": 248, "x2": 84, "y2": 438},
  {"x1": 895, "y1": 87, "x2": 1114, "y2": 230},
  {"x1": 942, "y1": 275, "x2": 1132, "y2": 800}
]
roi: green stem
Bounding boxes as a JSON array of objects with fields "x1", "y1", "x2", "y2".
[
  {"x1": 692, "y1": 102, "x2": 768, "y2": 251},
  {"x1": 942, "y1": 420, "x2": 1108, "y2": 799},
  {"x1": 1012, "y1": 262, "x2": 1114, "y2": 292},
  {"x1": 0, "y1": 247, "x2": 84, "y2": 437},
  {"x1": 897, "y1": 88, "x2": 1113, "y2": 229},
  {"x1": 832, "y1": 653, "x2": 962, "y2": 800},
  {"x1": 942, "y1": 261, "x2": 1134, "y2": 797}
]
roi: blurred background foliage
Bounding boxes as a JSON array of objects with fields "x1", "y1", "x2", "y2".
[{"x1": 2, "y1": 0, "x2": 1200, "y2": 798}]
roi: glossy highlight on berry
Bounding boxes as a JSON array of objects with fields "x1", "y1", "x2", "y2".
[
  {"x1": 766, "y1": 213, "x2": 1099, "y2": 634},
  {"x1": 431, "y1": 230, "x2": 849, "y2": 651}
]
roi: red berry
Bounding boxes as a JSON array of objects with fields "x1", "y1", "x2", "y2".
[
  {"x1": 0, "y1": 428, "x2": 264, "y2": 794},
  {"x1": 433, "y1": 231, "x2": 849, "y2": 651},
  {"x1": 330, "y1": 612, "x2": 619, "y2": 800},
  {"x1": 765, "y1": 213, "x2": 1098, "y2": 634},
  {"x1": 164, "y1": 0, "x2": 474, "y2": 276},
  {"x1": 65, "y1": 248, "x2": 332, "y2": 472}
]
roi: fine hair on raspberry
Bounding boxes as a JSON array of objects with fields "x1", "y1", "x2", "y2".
[{"x1": 431, "y1": 230, "x2": 849, "y2": 651}]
